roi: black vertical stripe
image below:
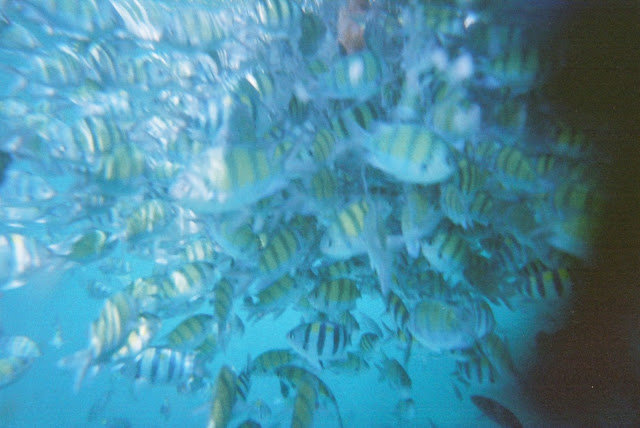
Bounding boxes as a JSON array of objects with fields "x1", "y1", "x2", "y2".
[
  {"x1": 167, "y1": 349, "x2": 176, "y2": 382},
  {"x1": 333, "y1": 324, "x2": 340, "y2": 354},
  {"x1": 353, "y1": 105, "x2": 366, "y2": 129},
  {"x1": 317, "y1": 322, "x2": 326, "y2": 357},
  {"x1": 177, "y1": 353, "x2": 185, "y2": 380},
  {"x1": 135, "y1": 357, "x2": 142, "y2": 380},
  {"x1": 303, "y1": 324, "x2": 311, "y2": 351},
  {"x1": 536, "y1": 272, "x2": 546, "y2": 298},
  {"x1": 150, "y1": 349, "x2": 160, "y2": 383},
  {"x1": 553, "y1": 271, "x2": 564, "y2": 297}
]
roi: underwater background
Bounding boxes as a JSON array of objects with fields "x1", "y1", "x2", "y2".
[{"x1": 1, "y1": 0, "x2": 639, "y2": 427}]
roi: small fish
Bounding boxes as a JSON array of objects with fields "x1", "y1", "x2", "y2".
[
  {"x1": 454, "y1": 353, "x2": 498, "y2": 387},
  {"x1": 160, "y1": 396, "x2": 170, "y2": 421},
  {"x1": 1, "y1": 335, "x2": 42, "y2": 360},
  {"x1": 477, "y1": 333, "x2": 518, "y2": 380},
  {"x1": 394, "y1": 398, "x2": 416, "y2": 424},
  {"x1": 0, "y1": 357, "x2": 32, "y2": 389},
  {"x1": 287, "y1": 321, "x2": 350, "y2": 369},
  {"x1": 58, "y1": 292, "x2": 139, "y2": 391},
  {"x1": 50, "y1": 323, "x2": 64, "y2": 350},
  {"x1": 0, "y1": 233, "x2": 61, "y2": 290},
  {"x1": 518, "y1": 260, "x2": 572, "y2": 301},
  {"x1": 376, "y1": 355, "x2": 412, "y2": 397},
  {"x1": 250, "y1": 349, "x2": 299, "y2": 376},
  {"x1": 123, "y1": 347, "x2": 204, "y2": 391},
  {"x1": 470, "y1": 395, "x2": 523, "y2": 428}
]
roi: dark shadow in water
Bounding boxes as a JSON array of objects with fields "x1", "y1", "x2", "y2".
[{"x1": 522, "y1": 1, "x2": 640, "y2": 426}]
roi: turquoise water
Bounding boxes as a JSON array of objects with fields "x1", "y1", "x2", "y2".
[{"x1": 0, "y1": 0, "x2": 627, "y2": 427}]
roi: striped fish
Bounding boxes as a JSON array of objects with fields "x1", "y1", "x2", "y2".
[
  {"x1": 286, "y1": 321, "x2": 350, "y2": 368},
  {"x1": 58, "y1": 292, "x2": 139, "y2": 391},
  {"x1": 362, "y1": 122, "x2": 454, "y2": 184},
  {"x1": 386, "y1": 290, "x2": 410, "y2": 332},
  {"x1": 207, "y1": 365, "x2": 238, "y2": 428},
  {"x1": 376, "y1": 356, "x2": 412, "y2": 397},
  {"x1": 421, "y1": 225, "x2": 470, "y2": 285},
  {"x1": 128, "y1": 262, "x2": 217, "y2": 316},
  {"x1": 213, "y1": 279, "x2": 234, "y2": 328},
  {"x1": 400, "y1": 186, "x2": 442, "y2": 259},
  {"x1": 454, "y1": 353, "x2": 499, "y2": 388},
  {"x1": 208, "y1": 216, "x2": 262, "y2": 263},
  {"x1": 62, "y1": 229, "x2": 117, "y2": 262},
  {"x1": 169, "y1": 145, "x2": 289, "y2": 213},
  {"x1": 254, "y1": 0, "x2": 303, "y2": 37},
  {"x1": 320, "y1": 199, "x2": 370, "y2": 259},
  {"x1": 291, "y1": 374, "x2": 317, "y2": 428},
  {"x1": 318, "y1": 50, "x2": 382, "y2": 100},
  {"x1": 123, "y1": 199, "x2": 171, "y2": 242},
  {"x1": 0, "y1": 356, "x2": 33, "y2": 389},
  {"x1": 308, "y1": 278, "x2": 361, "y2": 316},
  {"x1": 245, "y1": 275, "x2": 299, "y2": 322},
  {"x1": 165, "y1": 314, "x2": 214, "y2": 351},
  {"x1": 250, "y1": 349, "x2": 299, "y2": 376},
  {"x1": 125, "y1": 347, "x2": 201, "y2": 390},
  {"x1": 110, "y1": 314, "x2": 161, "y2": 362},
  {"x1": 93, "y1": 144, "x2": 146, "y2": 191},
  {"x1": 276, "y1": 365, "x2": 343, "y2": 428},
  {"x1": 258, "y1": 227, "x2": 303, "y2": 280},
  {"x1": 478, "y1": 333, "x2": 518, "y2": 380},
  {"x1": 408, "y1": 299, "x2": 477, "y2": 353},
  {"x1": 0, "y1": 233, "x2": 59, "y2": 290},
  {"x1": 518, "y1": 260, "x2": 572, "y2": 300},
  {"x1": 1, "y1": 335, "x2": 41, "y2": 360}
]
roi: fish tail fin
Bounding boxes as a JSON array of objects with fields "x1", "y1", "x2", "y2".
[{"x1": 58, "y1": 349, "x2": 92, "y2": 393}]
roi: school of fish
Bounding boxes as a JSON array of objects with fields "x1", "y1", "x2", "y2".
[{"x1": 0, "y1": 0, "x2": 605, "y2": 426}]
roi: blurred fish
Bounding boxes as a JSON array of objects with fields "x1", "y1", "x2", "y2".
[
  {"x1": 121, "y1": 346, "x2": 205, "y2": 391},
  {"x1": 290, "y1": 373, "x2": 317, "y2": 428},
  {"x1": 470, "y1": 395, "x2": 523, "y2": 428},
  {"x1": 409, "y1": 299, "x2": 477, "y2": 353},
  {"x1": 250, "y1": 349, "x2": 299, "y2": 376},
  {"x1": 164, "y1": 314, "x2": 214, "y2": 352},
  {"x1": 376, "y1": 355, "x2": 411, "y2": 398},
  {"x1": 58, "y1": 292, "x2": 139, "y2": 391},
  {"x1": 276, "y1": 365, "x2": 343, "y2": 428},
  {"x1": 169, "y1": 145, "x2": 290, "y2": 213},
  {"x1": 316, "y1": 50, "x2": 382, "y2": 100},
  {"x1": 308, "y1": 278, "x2": 361, "y2": 316},
  {"x1": 0, "y1": 233, "x2": 64, "y2": 290},
  {"x1": 110, "y1": 314, "x2": 161, "y2": 362},
  {"x1": 362, "y1": 122, "x2": 454, "y2": 184},
  {"x1": 245, "y1": 275, "x2": 300, "y2": 322},
  {"x1": 207, "y1": 365, "x2": 237, "y2": 428},
  {"x1": 394, "y1": 397, "x2": 416, "y2": 425}
]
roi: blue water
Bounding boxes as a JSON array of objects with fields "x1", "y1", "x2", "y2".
[{"x1": 0, "y1": 0, "x2": 607, "y2": 427}]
